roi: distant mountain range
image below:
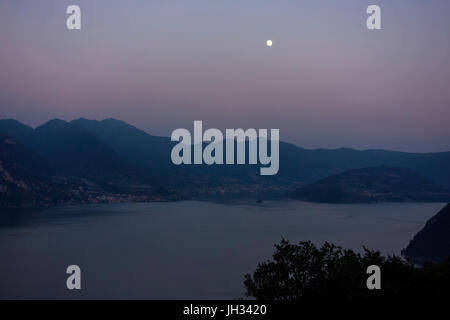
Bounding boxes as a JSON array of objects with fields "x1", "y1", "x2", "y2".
[
  {"x1": 291, "y1": 166, "x2": 450, "y2": 203},
  {"x1": 403, "y1": 203, "x2": 450, "y2": 263},
  {"x1": 2, "y1": 118, "x2": 450, "y2": 207}
]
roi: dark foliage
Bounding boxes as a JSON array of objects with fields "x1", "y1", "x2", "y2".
[{"x1": 244, "y1": 239, "x2": 450, "y2": 300}]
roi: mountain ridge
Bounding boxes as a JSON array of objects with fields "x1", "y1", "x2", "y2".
[
  {"x1": 2, "y1": 117, "x2": 450, "y2": 207},
  {"x1": 403, "y1": 203, "x2": 450, "y2": 263},
  {"x1": 291, "y1": 166, "x2": 450, "y2": 203}
]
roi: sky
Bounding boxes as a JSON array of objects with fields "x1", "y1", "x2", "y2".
[{"x1": 0, "y1": 0, "x2": 449, "y2": 152}]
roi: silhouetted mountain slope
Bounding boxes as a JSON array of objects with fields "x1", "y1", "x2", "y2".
[
  {"x1": 71, "y1": 118, "x2": 171, "y2": 168},
  {"x1": 70, "y1": 118, "x2": 450, "y2": 188},
  {"x1": 2, "y1": 118, "x2": 450, "y2": 204},
  {"x1": 0, "y1": 133, "x2": 176, "y2": 208},
  {"x1": 71, "y1": 118, "x2": 450, "y2": 188},
  {"x1": 0, "y1": 120, "x2": 178, "y2": 207},
  {"x1": 70, "y1": 118, "x2": 175, "y2": 184},
  {"x1": 3, "y1": 118, "x2": 450, "y2": 188},
  {"x1": 32, "y1": 119, "x2": 133, "y2": 176},
  {"x1": 0, "y1": 135, "x2": 52, "y2": 207},
  {"x1": 277, "y1": 146, "x2": 450, "y2": 188},
  {"x1": 0, "y1": 119, "x2": 35, "y2": 146},
  {"x1": 69, "y1": 119, "x2": 276, "y2": 193},
  {"x1": 403, "y1": 203, "x2": 450, "y2": 263},
  {"x1": 0, "y1": 119, "x2": 135, "y2": 177},
  {"x1": 291, "y1": 166, "x2": 450, "y2": 203}
]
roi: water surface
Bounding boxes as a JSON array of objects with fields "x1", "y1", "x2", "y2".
[{"x1": 0, "y1": 200, "x2": 443, "y2": 299}]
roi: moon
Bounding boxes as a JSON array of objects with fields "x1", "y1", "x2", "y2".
[{"x1": 266, "y1": 40, "x2": 273, "y2": 47}]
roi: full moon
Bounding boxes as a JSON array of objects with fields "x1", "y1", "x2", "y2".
[{"x1": 266, "y1": 40, "x2": 273, "y2": 47}]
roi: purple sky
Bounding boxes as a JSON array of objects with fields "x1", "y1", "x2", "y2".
[{"x1": 1, "y1": 0, "x2": 450, "y2": 152}]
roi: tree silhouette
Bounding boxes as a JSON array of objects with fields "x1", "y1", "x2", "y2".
[{"x1": 244, "y1": 239, "x2": 450, "y2": 300}]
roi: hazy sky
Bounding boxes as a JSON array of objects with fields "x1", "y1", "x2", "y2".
[{"x1": 1, "y1": 1, "x2": 449, "y2": 152}]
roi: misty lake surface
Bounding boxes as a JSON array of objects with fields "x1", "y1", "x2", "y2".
[{"x1": 0, "y1": 200, "x2": 444, "y2": 299}]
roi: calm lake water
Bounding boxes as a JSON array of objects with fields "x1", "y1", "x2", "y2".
[{"x1": 0, "y1": 200, "x2": 444, "y2": 299}]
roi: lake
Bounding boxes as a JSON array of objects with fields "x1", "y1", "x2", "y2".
[{"x1": 0, "y1": 200, "x2": 444, "y2": 299}]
